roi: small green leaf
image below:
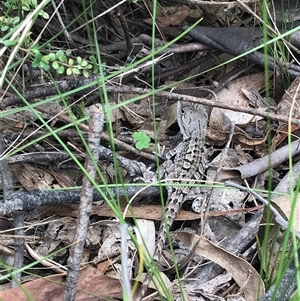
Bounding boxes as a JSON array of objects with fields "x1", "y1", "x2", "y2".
[
  {"x1": 12, "y1": 16, "x2": 20, "y2": 24},
  {"x1": 133, "y1": 131, "x2": 150, "y2": 150},
  {"x1": 89, "y1": 55, "x2": 97, "y2": 64},
  {"x1": 31, "y1": 47, "x2": 40, "y2": 54},
  {"x1": 42, "y1": 55, "x2": 50, "y2": 62},
  {"x1": 66, "y1": 67, "x2": 73, "y2": 75},
  {"x1": 58, "y1": 65, "x2": 65, "y2": 74},
  {"x1": 22, "y1": 6, "x2": 30, "y2": 11},
  {"x1": 3, "y1": 39, "x2": 18, "y2": 46},
  {"x1": 77, "y1": 56, "x2": 82, "y2": 64},
  {"x1": 34, "y1": 52, "x2": 42, "y2": 60},
  {"x1": 1, "y1": 25, "x2": 9, "y2": 31},
  {"x1": 59, "y1": 54, "x2": 67, "y2": 63},
  {"x1": 83, "y1": 70, "x2": 89, "y2": 78},
  {"x1": 81, "y1": 60, "x2": 88, "y2": 67},
  {"x1": 41, "y1": 63, "x2": 50, "y2": 71},
  {"x1": 68, "y1": 58, "x2": 74, "y2": 66},
  {"x1": 31, "y1": 61, "x2": 39, "y2": 68},
  {"x1": 52, "y1": 61, "x2": 59, "y2": 69},
  {"x1": 48, "y1": 53, "x2": 56, "y2": 60},
  {"x1": 40, "y1": 11, "x2": 49, "y2": 19},
  {"x1": 56, "y1": 50, "x2": 64, "y2": 58}
]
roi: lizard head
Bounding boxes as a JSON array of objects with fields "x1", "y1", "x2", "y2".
[{"x1": 177, "y1": 101, "x2": 208, "y2": 140}]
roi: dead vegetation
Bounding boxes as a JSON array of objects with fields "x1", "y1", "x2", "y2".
[{"x1": 0, "y1": 0, "x2": 300, "y2": 300}]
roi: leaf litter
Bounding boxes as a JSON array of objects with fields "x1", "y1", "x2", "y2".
[{"x1": 1, "y1": 1, "x2": 300, "y2": 300}]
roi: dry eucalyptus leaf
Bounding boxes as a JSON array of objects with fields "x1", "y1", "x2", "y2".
[
  {"x1": 272, "y1": 75, "x2": 300, "y2": 148},
  {"x1": 120, "y1": 103, "x2": 145, "y2": 127},
  {"x1": 271, "y1": 194, "x2": 300, "y2": 232},
  {"x1": 144, "y1": 5, "x2": 190, "y2": 27},
  {"x1": 0, "y1": 265, "x2": 123, "y2": 301},
  {"x1": 9, "y1": 163, "x2": 54, "y2": 191},
  {"x1": 209, "y1": 107, "x2": 232, "y2": 131},
  {"x1": 212, "y1": 72, "x2": 267, "y2": 125},
  {"x1": 117, "y1": 94, "x2": 166, "y2": 120},
  {"x1": 107, "y1": 94, "x2": 152, "y2": 125},
  {"x1": 77, "y1": 203, "x2": 204, "y2": 222},
  {"x1": 234, "y1": 131, "x2": 267, "y2": 147},
  {"x1": 197, "y1": 272, "x2": 233, "y2": 295},
  {"x1": 172, "y1": 232, "x2": 265, "y2": 301},
  {"x1": 136, "y1": 272, "x2": 173, "y2": 298},
  {"x1": 96, "y1": 223, "x2": 123, "y2": 263},
  {"x1": 219, "y1": 139, "x2": 300, "y2": 180},
  {"x1": 216, "y1": 72, "x2": 267, "y2": 105},
  {"x1": 135, "y1": 219, "x2": 155, "y2": 261},
  {"x1": 206, "y1": 128, "x2": 229, "y2": 146},
  {"x1": 163, "y1": 101, "x2": 178, "y2": 130},
  {"x1": 208, "y1": 73, "x2": 270, "y2": 146}
]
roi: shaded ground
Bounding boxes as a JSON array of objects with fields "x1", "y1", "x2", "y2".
[{"x1": 0, "y1": 1, "x2": 300, "y2": 300}]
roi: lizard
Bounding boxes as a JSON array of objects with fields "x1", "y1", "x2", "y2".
[{"x1": 136, "y1": 101, "x2": 210, "y2": 300}]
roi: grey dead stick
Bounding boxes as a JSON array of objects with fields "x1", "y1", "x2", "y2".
[
  {"x1": 63, "y1": 107, "x2": 104, "y2": 301},
  {"x1": 0, "y1": 133, "x2": 24, "y2": 286},
  {"x1": 136, "y1": 101, "x2": 210, "y2": 300}
]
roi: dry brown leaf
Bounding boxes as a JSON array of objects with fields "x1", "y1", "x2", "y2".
[
  {"x1": 162, "y1": 101, "x2": 178, "y2": 129},
  {"x1": 208, "y1": 128, "x2": 268, "y2": 149},
  {"x1": 172, "y1": 232, "x2": 265, "y2": 301},
  {"x1": 261, "y1": 194, "x2": 300, "y2": 280},
  {"x1": 136, "y1": 219, "x2": 156, "y2": 259},
  {"x1": 136, "y1": 272, "x2": 172, "y2": 298},
  {"x1": 9, "y1": 163, "x2": 53, "y2": 191},
  {"x1": 212, "y1": 72, "x2": 267, "y2": 122},
  {"x1": 219, "y1": 139, "x2": 300, "y2": 180},
  {"x1": 0, "y1": 217, "x2": 14, "y2": 233},
  {"x1": 39, "y1": 203, "x2": 237, "y2": 224},
  {"x1": 120, "y1": 101, "x2": 146, "y2": 126},
  {"x1": 48, "y1": 169, "x2": 76, "y2": 188},
  {"x1": 70, "y1": 203, "x2": 204, "y2": 221},
  {"x1": 96, "y1": 259, "x2": 111, "y2": 274},
  {"x1": 144, "y1": 5, "x2": 190, "y2": 28},
  {"x1": 208, "y1": 73, "x2": 271, "y2": 147},
  {"x1": 272, "y1": 194, "x2": 300, "y2": 232},
  {"x1": 275, "y1": 75, "x2": 300, "y2": 120},
  {"x1": 234, "y1": 132, "x2": 267, "y2": 147},
  {"x1": 272, "y1": 75, "x2": 300, "y2": 148},
  {"x1": 0, "y1": 265, "x2": 123, "y2": 301},
  {"x1": 206, "y1": 128, "x2": 229, "y2": 146}
]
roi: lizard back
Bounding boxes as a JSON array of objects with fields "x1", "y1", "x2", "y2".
[
  {"x1": 155, "y1": 102, "x2": 208, "y2": 260},
  {"x1": 136, "y1": 102, "x2": 209, "y2": 300}
]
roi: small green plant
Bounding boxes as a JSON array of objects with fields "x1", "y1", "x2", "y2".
[
  {"x1": 31, "y1": 48, "x2": 95, "y2": 77},
  {"x1": 31, "y1": 47, "x2": 51, "y2": 71},
  {"x1": 4, "y1": 0, "x2": 49, "y2": 19},
  {"x1": 133, "y1": 131, "x2": 150, "y2": 150},
  {"x1": 72, "y1": 101, "x2": 86, "y2": 120},
  {"x1": 0, "y1": 16, "x2": 20, "y2": 33}
]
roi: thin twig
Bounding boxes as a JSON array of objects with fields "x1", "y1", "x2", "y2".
[
  {"x1": 63, "y1": 107, "x2": 104, "y2": 301},
  {"x1": 0, "y1": 133, "x2": 24, "y2": 286},
  {"x1": 224, "y1": 181, "x2": 300, "y2": 239}
]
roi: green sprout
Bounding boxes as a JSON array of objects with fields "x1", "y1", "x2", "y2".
[
  {"x1": 133, "y1": 131, "x2": 150, "y2": 150},
  {"x1": 31, "y1": 49, "x2": 94, "y2": 77}
]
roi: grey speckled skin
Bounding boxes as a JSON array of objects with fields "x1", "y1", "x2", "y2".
[{"x1": 136, "y1": 102, "x2": 209, "y2": 300}]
